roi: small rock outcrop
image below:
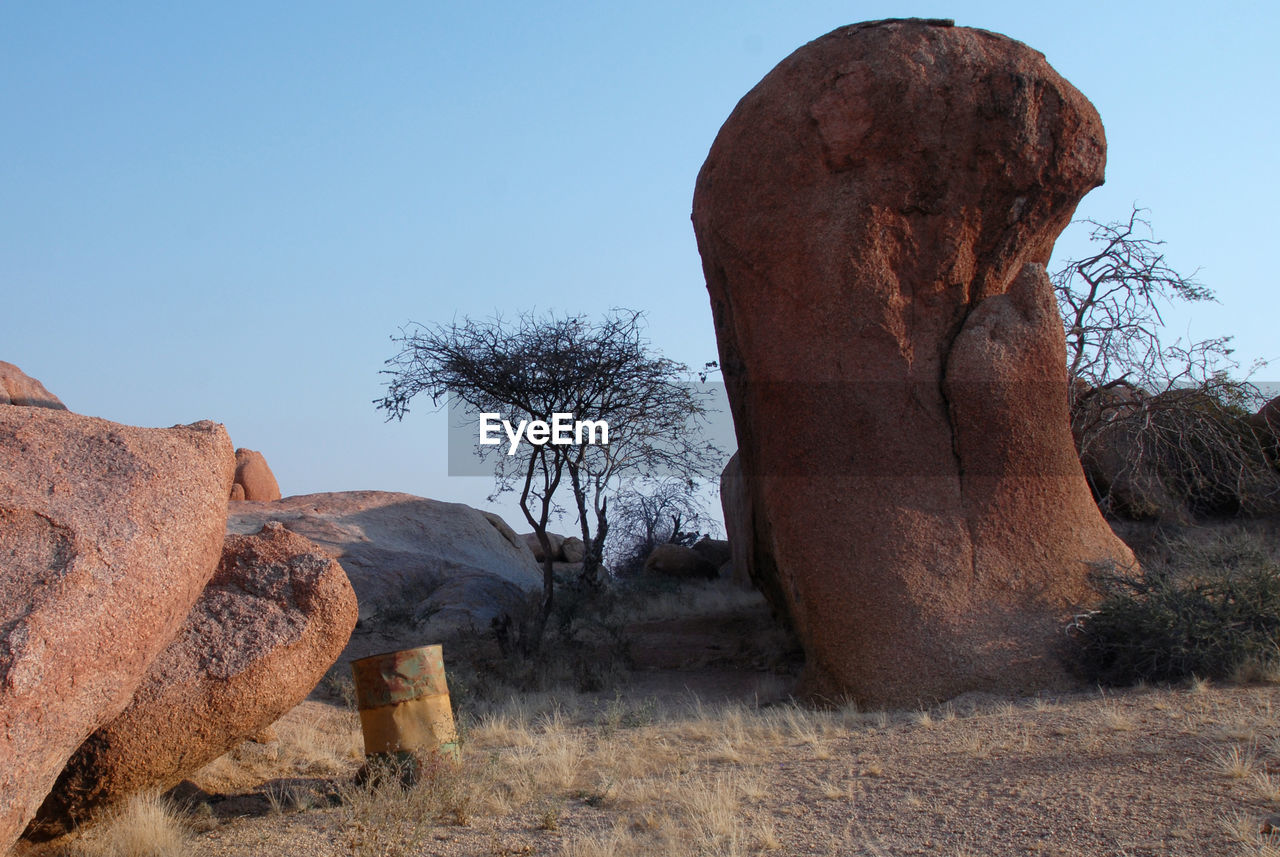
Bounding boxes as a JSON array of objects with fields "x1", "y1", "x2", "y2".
[
  {"x1": 644, "y1": 543, "x2": 719, "y2": 580},
  {"x1": 32, "y1": 523, "x2": 357, "y2": 832},
  {"x1": 1254, "y1": 397, "x2": 1280, "y2": 437},
  {"x1": 690, "y1": 536, "x2": 731, "y2": 570},
  {"x1": 479, "y1": 510, "x2": 530, "y2": 555},
  {"x1": 692, "y1": 19, "x2": 1134, "y2": 705},
  {"x1": 720, "y1": 453, "x2": 772, "y2": 594},
  {"x1": 0, "y1": 361, "x2": 66, "y2": 410},
  {"x1": 518, "y1": 532, "x2": 590, "y2": 564},
  {"x1": 231, "y1": 447, "x2": 281, "y2": 501},
  {"x1": 1254, "y1": 397, "x2": 1280, "y2": 464},
  {"x1": 1079, "y1": 387, "x2": 1280, "y2": 521},
  {"x1": 0, "y1": 408, "x2": 233, "y2": 853},
  {"x1": 521, "y1": 531, "x2": 566, "y2": 562},
  {"x1": 227, "y1": 492, "x2": 541, "y2": 655},
  {"x1": 561, "y1": 536, "x2": 586, "y2": 564}
]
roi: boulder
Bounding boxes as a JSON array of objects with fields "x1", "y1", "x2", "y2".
[
  {"x1": 552, "y1": 561, "x2": 586, "y2": 578},
  {"x1": 690, "y1": 536, "x2": 731, "y2": 569},
  {"x1": 31, "y1": 522, "x2": 357, "y2": 832},
  {"x1": 561, "y1": 536, "x2": 586, "y2": 563},
  {"x1": 692, "y1": 19, "x2": 1134, "y2": 706},
  {"x1": 544, "y1": 560, "x2": 609, "y2": 580},
  {"x1": 0, "y1": 361, "x2": 66, "y2": 410},
  {"x1": 521, "y1": 531, "x2": 566, "y2": 562},
  {"x1": 0, "y1": 409, "x2": 233, "y2": 852},
  {"x1": 1251, "y1": 397, "x2": 1280, "y2": 464},
  {"x1": 1081, "y1": 388, "x2": 1280, "y2": 521},
  {"x1": 1079, "y1": 418, "x2": 1188, "y2": 521},
  {"x1": 227, "y1": 492, "x2": 541, "y2": 654},
  {"x1": 1255, "y1": 397, "x2": 1280, "y2": 436},
  {"x1": 232, "y1": 447, "x2": 281, "y2": 502},
  {"x1": 643, "y1": 543, "x2": 719, "y2": 580}
]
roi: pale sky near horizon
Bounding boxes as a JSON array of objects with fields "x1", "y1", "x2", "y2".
[{"x1": 3, "y1": 2, "x2": 1276, "y2": 532}]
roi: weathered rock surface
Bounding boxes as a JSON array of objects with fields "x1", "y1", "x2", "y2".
[
  {"x1": 1079, "y1": 387, "x2": 1280, "y2": 521},
  {"x1": 690, "y1": 536, "x2": 731, "y2": 570},
  {"x1": 1251, "y1": 397, "x2": 1280, "y2": 464},
  {"x1": 561, "y1": 536, "x2": 586, "y2": 564},
  {"x1": 0, "y1": 409, "x2": 233, "y2": 852},
  {"x1": 32, "y1": 523, "x2": 357, "y2": 832},
  {"x1": 227, "y1": 492, "x2": 541, "y2": 655},
  {"x1": 479, "y1": 510, "x2": 533, "y2": 557},
  {"x1": 232, "y1": 447, "x2": 281, "y2": 502},
  {"x1": 0, "y1": 361, "x2": 66, "y2": 410},
  {"x1": 1255, "y1": 397, "x2": 1280, "y2": 436},
  {"x1": 720, "y1": 454, "x2": 756, "y2": 591},
  {"x1": 644, "y1": 543, "x2": 719, "y2": 580},
  {"x1": 521, "y1": 531, "x2": 566, "y2": 562},
  {"x1": 692, "y1": 19, "x2": 1134, "y2": 705}
]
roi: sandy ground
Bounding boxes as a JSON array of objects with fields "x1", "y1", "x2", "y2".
[
  {"x1": 19, "y1": 588, "x2": 1280, "y2": 857},
  {"x1": 101, "y1": 681, "x2": 1280, "y2": 857}
]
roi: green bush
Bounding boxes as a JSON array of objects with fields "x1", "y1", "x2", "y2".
[{"x1": 1070, "y1": 535, "x2": 1280, "y2": 685}]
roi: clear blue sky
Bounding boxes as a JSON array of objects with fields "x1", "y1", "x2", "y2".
[{"x1": 3, "y1": 2, "x2": 1276, "y2": 526}]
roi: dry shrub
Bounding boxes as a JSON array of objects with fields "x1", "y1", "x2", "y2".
[
  {"x1": 1070, "y1": 531, "x2": 1280, "y2": 685},
  {"x1": 337, "y1": 750, "x2": 494, "y2": 856}
]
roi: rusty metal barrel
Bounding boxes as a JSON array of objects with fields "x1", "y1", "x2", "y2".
[{"x1": 350, "y1": 645, "x2": 459, "y2": 768}]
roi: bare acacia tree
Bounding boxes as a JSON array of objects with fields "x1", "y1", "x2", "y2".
[
  {"x1": 606, "y1": 478, "x2": 713, "y2": 576},
  {"x1": 377, "y1": 309, "x2": 720, "y2": 648},
  {"x1": 1053, "y1": 206, "x2": 1275, "y2": 518}
]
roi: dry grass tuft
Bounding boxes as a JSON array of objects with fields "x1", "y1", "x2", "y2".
[
  {"x1": 1214, "y1": 743, "x2": 1261, "y2": 781},
  {"x1": 816, "y1": 777, "x2": 846, "y2": 801},
  {"x1": 1254, "y1": 772, "x2": 1280, "y2": 804},
  {"x1": 336, "y1": 751, "x2": 493, "y2": 855},
  {"x1": 1098, "y1": 705, "x2": 1136, "y2": 733},
  {"x1": 859, "y1": 759, "x2": 885, "y2": 777},
  {"x1": 1219, "y1": 809, "x2": 1265, "y2": 845},
  {"x1": 67, "y1": 791, "x2": 191, "y2": 857}
]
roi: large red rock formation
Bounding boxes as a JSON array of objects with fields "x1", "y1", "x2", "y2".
[
  {"x1": 32, "y1": 523, "x2": 357, "y2": 832},
  {"x1": 692, "y1": 19, "x2": 1134, "y2": 706},
  {"x1": 0, "y1": 409, "x2": 233, "y2": 852}
]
